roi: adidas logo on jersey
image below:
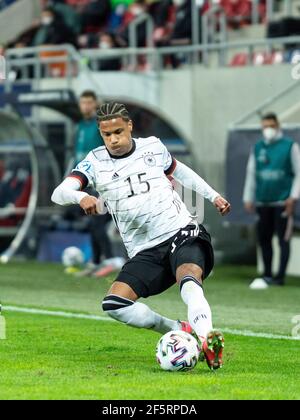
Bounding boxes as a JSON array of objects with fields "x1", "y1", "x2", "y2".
[{"x1": 112, "y1": 172, "x2": 119, "y2": 179}]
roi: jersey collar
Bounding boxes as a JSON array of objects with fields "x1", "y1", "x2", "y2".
[{"x1": 107, "y1": 139, "x2": 136, "y2": 159}]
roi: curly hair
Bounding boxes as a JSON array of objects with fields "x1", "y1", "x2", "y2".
[{"x1": 96, "y1": 102, "x2": 131, "y2": 123}]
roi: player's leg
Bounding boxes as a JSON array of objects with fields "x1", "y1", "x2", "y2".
[
  {"x1": 101, "y1": 258, "x2": 181, "y2": 334},
  {"x1": 175, "y1": 260, "x2": 224, "y2": 370},
  {"x1": 176, "y1": 262, "x2": 213, "y2": 342},
  {"x1": 170, "y1": 230, "x2": 224, "y2": 370}
]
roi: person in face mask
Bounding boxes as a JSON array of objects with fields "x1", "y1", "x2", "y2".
[
  {"x1": 31, "y1": 7, "x2": 77, "y2": 47},
  {"x1": 173, "y1": 0, "x2": 186, "y2": 7},
  {"x1": 243, "y1": 113, "x2": 300, "y2": 286},
  {"x1": 97, "y1": 33, "x2": 122, "y2": 71}
]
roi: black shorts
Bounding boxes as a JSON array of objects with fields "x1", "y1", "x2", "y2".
[{"x1": 115, "y1": 223, "x2": 214, "y2": 298}]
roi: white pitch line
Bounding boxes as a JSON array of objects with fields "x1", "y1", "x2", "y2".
[
  {"x1": 4, "y1": 305, "x2": 114, "y2": 322},
  {"x1": 220, "y1": 328, "x2": 300, "y2": 341},
  {"x1": 3, "y1": 305, "x2": 300, "y2": 341}
]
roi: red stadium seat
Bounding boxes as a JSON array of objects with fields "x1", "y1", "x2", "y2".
[
  {"x1": 230, "y1": 52, "x2": 249, "y2": 66},
  {"x1": 205, "y1": 0, "x2": 266, "y2": 28},
  {"x1": 230, "y1": 50, "x2": 284, "y2": 67}
]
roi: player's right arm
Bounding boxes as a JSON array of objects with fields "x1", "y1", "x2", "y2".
[{"x1": 51, "y1": 156, "x2": 100, "y2": 215}]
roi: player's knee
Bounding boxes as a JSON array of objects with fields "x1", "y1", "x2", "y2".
[
  {"x1": 102, "y1": 294, "x2": 134, "y2": 322},
  {"x1": 176, "y1": 263, "x2": 203, "y2": 284}
]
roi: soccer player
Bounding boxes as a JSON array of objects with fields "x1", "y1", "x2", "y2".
[{"x1": 51, "y1": 103, "x2": 231, "y2": 370}]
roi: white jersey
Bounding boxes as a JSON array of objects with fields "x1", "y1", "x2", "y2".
[{"x1": 72, "y1": 136, "x2": 193, "y2": 258}]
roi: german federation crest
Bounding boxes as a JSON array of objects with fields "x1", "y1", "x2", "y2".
[{"x1": 143, "y1": 153, "x2": 156, "y2": 167}]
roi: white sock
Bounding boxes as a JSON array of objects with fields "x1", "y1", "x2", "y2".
[
  {"x1": 103, "y1": 295, "x2": 178, "y2": 334},
  {"x1": 180, "y1": 276, "x2": 213, "y2": 343}
]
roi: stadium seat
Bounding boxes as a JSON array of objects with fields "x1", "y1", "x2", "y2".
[
  {"x1": 205, "y1": 0, "x2": 266, "y2": 29},
  {"x1": 252, "y1": 52, "x2": 265, "y2": 66},
  {"x1": 230, "y1": 50, "x2": 284, "y2": 67},
  {"x1": 271, "y1": 51, "x2": 284, "y2": 65},
  {"x1": 39, "y1": 50, "x2": 68, "y2": 78},
  {"x1": 230, "y1": 52, "x2": 249, "y2": 66}
]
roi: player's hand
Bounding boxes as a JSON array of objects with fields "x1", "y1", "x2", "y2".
[
  {"x1": 244, "y1": 202, "x2": 255, "y2": 214},
  {"x1": 79, "y1": 195, "x2": 99, "y2": 215},
  {"x1": 284, "y1": 198, "x2": 296, "y2": 217},
  {"x1": 213, "y1": 196, "x2": 231, "y2": 216}
]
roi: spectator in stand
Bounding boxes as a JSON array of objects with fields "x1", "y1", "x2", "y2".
[
  {"x1": 151, "y1": 0, "x2": 174, "y2": 42},
  {"x1": 43, "y1": 0, "x2": 82, "y2": 35},
  {"x1": 111, "y1": 0, "x2": 135, "y2": 7},
  {"x1": 117, "y1": 0, "x2": 149, "y2": 47},
  {"x1": 81, "y1": 0, "x2": 112, "y2": 33},
  {"x1": 218, "y1": 0, "x2": 252, "y2": 30},
  {"x1": 97, "y1": 33, "x2": 122, "y2": 70},
  {"x1": 108, "y1": 0, "x2": 160, "y2": 35},
  {"x1": 78, "y1": 32, "x2": 122, "y2": 71},
  {"x1": 154, "y1": 0, "x2": 193, "y2": 68},
  {"x1": 31, "y1": 7, "x2": 77, "y2": 47},
  {"x1": 146, "y1": 0, "x2": 165, "y2": 17},
  {"x1": 65, "y1": 0, "x2": 112, "y2": 33},
  {"x1": 169, "y1": 0, "x2": 192, "y2": 45}
]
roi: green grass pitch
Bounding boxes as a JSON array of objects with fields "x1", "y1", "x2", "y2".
[{"x1": 0, "y1": 262, "x2": 299, "y2": 400}]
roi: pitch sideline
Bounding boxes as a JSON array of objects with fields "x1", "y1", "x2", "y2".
[{"x1": 4, "y1": 305, "x2": 300, "y2": 341}]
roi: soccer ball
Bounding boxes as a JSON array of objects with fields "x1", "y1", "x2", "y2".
[
  {"x1": 156, "y1": 330, "x2": 200, "y2": 372},
  {"x1": 62, "y1": 247, "x2": 84, "y2": 267}
]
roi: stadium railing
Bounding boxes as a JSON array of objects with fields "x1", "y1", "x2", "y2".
[
  {"x1": 265, "y1": 0, "x2": 294, "y2": 22},
  {"x1": 3, "y1": 44, "x2": 103, "y2": 93},
  {"x1": 3, "y1": 35, "x2": 300, "y2": 86},
  {"x1": 201, "y1": 5, "x2": 228, "y2": 66},
  {"x1": 4, "y1": 36, "x2": 300, "y2": 87}
]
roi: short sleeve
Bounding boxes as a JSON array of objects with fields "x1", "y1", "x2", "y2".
[{"x1": 68, "y1": 153, "x2": 95, "y2": 190}]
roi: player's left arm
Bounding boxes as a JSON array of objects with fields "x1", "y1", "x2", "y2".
[{"x1": 166, "y1": 158, "x2": 231, "y2": 216}]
